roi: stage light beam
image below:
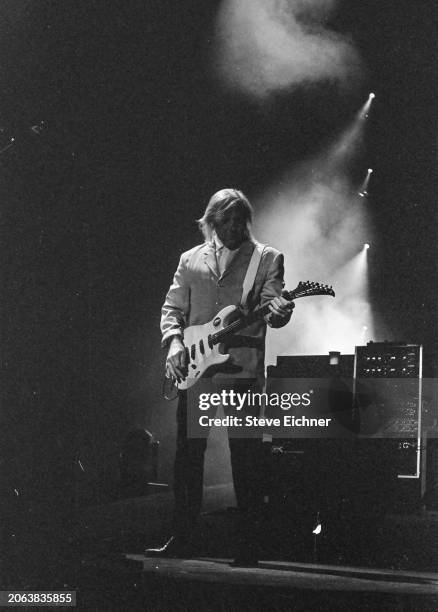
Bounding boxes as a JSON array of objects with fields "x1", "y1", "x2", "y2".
[
  {"x1": 360, "y1": 92, "x2": 376, "y2": 119},
  {"x1": 330, "y1": 99, "x2": 375, "y2": 166},
  {"x1": 358, "y1": 168, "x2": 374, "y2": 197}
]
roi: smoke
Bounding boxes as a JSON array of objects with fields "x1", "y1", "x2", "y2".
[
  {"x1": 253, "y1": 146, "x2": 375, "y2": 361},
  {"x1": 214, "y1": 0, "x2": 362, "y2": 98}
]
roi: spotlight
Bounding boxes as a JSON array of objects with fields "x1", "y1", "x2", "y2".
[
  {"x1": 364, "y1": 243, "x2": 370, "y2": 250},
  {"x1": 360, "y1": 93, "x2": 376, "y2": 120},
  {"x1": 358, "y1": 169, "x2": 373, "y2": 197}
]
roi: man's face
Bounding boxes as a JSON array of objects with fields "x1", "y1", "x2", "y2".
[{"x1": 213, "y1": 207, "x2": 248, "y2": 250}]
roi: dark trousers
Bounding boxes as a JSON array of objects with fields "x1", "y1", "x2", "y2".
[{"x1": 173, "y1": 387, "x2": 264, "y2": 544}]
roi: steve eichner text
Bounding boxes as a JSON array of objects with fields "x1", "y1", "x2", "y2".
[
  {"x1": 198, "y1": 415, "x2": 332, "y2": 427},
  {"x1": 198, "y1": 390, "x2": 311, "y2": 411}
]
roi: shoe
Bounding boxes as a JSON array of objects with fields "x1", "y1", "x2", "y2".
[{"x1": 144, "y1": 536, "x2": 191, "y2": 558}]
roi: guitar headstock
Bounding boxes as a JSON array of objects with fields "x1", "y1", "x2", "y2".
[{"x1": 283, "y1": 281, "x2": 335, "y2": 301}]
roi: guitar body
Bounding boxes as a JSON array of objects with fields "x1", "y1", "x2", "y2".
[
  {"x1": 173, "y1": 281, "x2": 334, "y2": 391},
  {"x1": 177, "y1": 305, "x2": 239, "y2": 390}
]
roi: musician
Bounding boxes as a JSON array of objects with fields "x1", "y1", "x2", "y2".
[{"x1": 147, "y1": 188, "x2": 294, "y2": 565}]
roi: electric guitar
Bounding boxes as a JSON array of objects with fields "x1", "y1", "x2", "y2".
[{"x1": 175, "y1": 281, "x2": 335, "y2": 390}]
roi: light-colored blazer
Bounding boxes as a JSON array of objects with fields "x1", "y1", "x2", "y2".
[{"x1": 161, "y1": 239, "x2": 290, "y2": 379}]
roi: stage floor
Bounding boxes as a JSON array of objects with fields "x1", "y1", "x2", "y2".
[
  {"x1": 79, "y1": 552, "x2": 438, "y2": 611},
  {"x1": 126, "y1": 555, "x2": 438, "y2": 595},
  {"x1": 2, "y1": 483, "x2": 438, "y2": 610}
]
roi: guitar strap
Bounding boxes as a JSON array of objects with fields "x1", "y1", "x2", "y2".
[{"x1": 240, "y1": 241, "x2": 265, "y2": 311}]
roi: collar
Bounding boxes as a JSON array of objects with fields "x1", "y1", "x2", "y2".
[
  {"x1": 201, "y1": 238, "x2": 255, "y2": 279},
  {"x1": 212, "y1": 231, "x2": 250, "y2": 254}
]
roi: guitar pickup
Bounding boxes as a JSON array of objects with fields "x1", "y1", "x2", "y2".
[
  {"x1": 190, "y1": 344, "x2": 196, "y2": 360},
  {"x1": 199, "y1": 339, "x2": 205, "y2": 354}
]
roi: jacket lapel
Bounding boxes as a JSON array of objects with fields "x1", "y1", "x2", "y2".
[{"x1": 202, "y1": 243, "x2": 220, "y2": 278}]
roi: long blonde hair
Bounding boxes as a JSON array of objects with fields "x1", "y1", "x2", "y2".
[{"x1": 197, "y1": 188, "x2": 254, "y2": 243}]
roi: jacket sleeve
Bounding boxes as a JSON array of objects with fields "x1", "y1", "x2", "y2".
[
  {"x1": 160, "y1": 253, "x2": 190, "y2": 348},
  {"x1": 260, "y1": 251, "x2": 292, "y2": 329}
]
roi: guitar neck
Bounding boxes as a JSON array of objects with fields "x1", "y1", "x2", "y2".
[{"x1": 209, "y1": 282, "x2": 334, "y2": 346}]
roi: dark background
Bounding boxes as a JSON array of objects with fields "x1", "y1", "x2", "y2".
[{"x1": 1, "y1": 0, "x2": 437, "y2": 508}]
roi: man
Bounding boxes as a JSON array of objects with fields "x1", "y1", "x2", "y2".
[{"x1": 148, "y1": 188, "x2": 294, "y2": 564}]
